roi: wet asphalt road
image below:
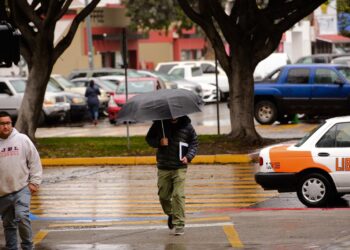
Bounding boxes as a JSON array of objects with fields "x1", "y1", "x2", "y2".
[
  {"x1": 2, "y1": 164, "x2": 350, "y2": 249},
  {"x1": 4, "y1": 104, "x2": 350, "y2": 249}
]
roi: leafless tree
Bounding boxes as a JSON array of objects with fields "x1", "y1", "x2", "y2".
[
  {"x1": 8, "y1": 0, "x2": 100, "y2": 140},
  {"x1": 178, "y1": 0, "x2": 326, "y2": 143}
]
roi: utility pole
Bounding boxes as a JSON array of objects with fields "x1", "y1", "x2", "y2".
[{"x1": 85, "y1": 0, "x2": 94, "y2": 70}]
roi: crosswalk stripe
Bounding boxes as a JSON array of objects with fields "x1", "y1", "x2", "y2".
[{"x1": 31, "y1": 165, "x2": 274, "y2": 220}]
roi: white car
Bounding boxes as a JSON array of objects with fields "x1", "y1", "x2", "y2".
[
  {"x1": 255, "y1": 116, "x2": 350, "y2": 207},
  {"x1": 0, "y1": 77, "x2": 70, "y2": 124},
  {"x1": 168, "y1": 65, "x2": 220, "y2": 102}
]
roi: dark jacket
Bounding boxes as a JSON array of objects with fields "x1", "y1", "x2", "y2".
[
  {"x1": 85, "y1": 85, "x2": 101, "y2": 106},
  {"x1": 146, "y1": 116, "x2": 198, "y2": 170}
]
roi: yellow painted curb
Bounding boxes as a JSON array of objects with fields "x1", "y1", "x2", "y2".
[
  {"x1": 41, "y1": 154, "x2": 252, "y2": 166},
  {"x1": 215, "y1": 154, "x2": 252, "y2": 163}
]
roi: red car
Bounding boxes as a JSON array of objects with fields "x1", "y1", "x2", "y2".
[{"x1": 107, "y1": 77, "x2": 161, "y2": 124}]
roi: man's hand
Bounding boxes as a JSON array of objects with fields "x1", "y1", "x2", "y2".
[
  {"x1": 160, "y1": 137, "x2": 168, "y2": 146},
  {"x1": 181, "y1": 156, "x2": 188, "y2": 164},
  {"x1": 28, "y1": 183, "x2": 39, "y2": 193}
]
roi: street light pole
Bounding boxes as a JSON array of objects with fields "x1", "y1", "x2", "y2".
[{"x1": 85, "y1": 0, "x2": 94, "y2": 70}]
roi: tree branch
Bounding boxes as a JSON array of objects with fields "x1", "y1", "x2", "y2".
[
  {"x1": 53, "y1": 0, "x2": 100, "y2": 63},
  {"x1": 14, "y1": 0, "x2": 42, "y2": 30},
  {"x1": 275, "y1": 0, "x2": 326, "y2": 33},
  {"x1": 56, "y1": 0, "x2": 73, "y2": 22}
]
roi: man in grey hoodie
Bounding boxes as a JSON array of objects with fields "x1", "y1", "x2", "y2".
[{"x1": 0, "y1": 111, "x2": 42, "y2": 250}]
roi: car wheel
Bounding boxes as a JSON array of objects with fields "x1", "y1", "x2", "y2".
[
  {"x1": 297, "y1": 173, "x2": 335, "y2": 208},
  {"x1": 254, "y1": 100, "x2": 277, "y2": 124}
]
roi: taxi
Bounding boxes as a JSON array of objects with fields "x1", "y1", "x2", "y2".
[{"x1": 255, "y1": 116, "x2": 350, "y2": 207}]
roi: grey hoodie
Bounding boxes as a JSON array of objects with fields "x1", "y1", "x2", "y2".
[{"x1": 0, "y1": 128, "x2": 42, "y2": 197}]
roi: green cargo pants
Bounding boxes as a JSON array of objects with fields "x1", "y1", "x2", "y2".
[{"x1": 157, "y1": 168, "x2": 187, "y2": 228}]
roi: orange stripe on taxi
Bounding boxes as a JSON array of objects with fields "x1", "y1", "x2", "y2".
[{"x1": 269, "y1": 145, "x2": 331, "y2": 173}]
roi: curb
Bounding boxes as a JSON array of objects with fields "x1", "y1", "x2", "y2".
[{"x1": 41, "y1": 153, "x2": 256, "y2": 167}]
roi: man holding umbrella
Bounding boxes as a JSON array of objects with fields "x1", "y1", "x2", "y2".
[
  {"x1": 116, "y1": 89, "x2": 202, "y2": 235},
  {"x1": 146, "y1": 115, "x2": 198, "y2": 236}
]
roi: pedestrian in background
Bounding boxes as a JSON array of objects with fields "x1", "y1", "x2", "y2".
[
  {"x1": 0, "y1": 111, "x2": 42, "y2": 250},
  {"x1": 146, "y1": 116, "x2": 198, "y2": 235},
  {"x1": 85, "y1": 80, "x2": 101, "y2": 126}
]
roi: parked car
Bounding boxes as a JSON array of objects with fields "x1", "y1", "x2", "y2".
[
  {"x1": 256, "y1": 115, "x2": 350, "y2": 207},
  {"x1": 254, "y1": 53, "x2": 291, "y2": 81},
  {"x1": 47, "y1": 77, "x2": 87, "y2": 121},
  {"x1": 295, "y1": 53, "x2": 350, "y2": 64},
  {"x1": 107, "y1": 77, "x2": 161, "y2": 124},
  {"x1": 168, "y1": 64, "x2": 228, "y2": 100},
  {"x1": 168, "y1": 65, "x2": 219, "y2": 102},
  {"x1": 69, "y1": 77, "x2": 113, "y2": 115},
  {"x1": 137, "y1": 70, "x2": 203, "y2": 99},
  {"x1": 0, "y1": 77, "x2": 70, "y2": 124},
  {"x1": 155, "y1": 60, "x2": 226, "y2": 75},
  {"x1": 331, "y1": 56, "x2": 350, "y2": 66},
  {"x1": 99, "y1": 74, "x2": 172, "y2": 90},
  {"x1": 67, "y1": 68, "x2": 142, "y2": 80},
  {"x1": 136, "y1": 70, "x2": 177, "y2": 89},
  {"x1": 254, "y1": 64, "x2": 350, "y2": 125}
]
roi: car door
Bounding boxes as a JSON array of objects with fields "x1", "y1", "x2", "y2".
[
  {"x1": 315, "y1": 122, "x2": 350, "y2": 191},
  {"x1": 279, "y1": 68, "x2": 313, "y2": 113},
  {"x1": 310, "y1": 68, "x2": 350, "y2": 115}
]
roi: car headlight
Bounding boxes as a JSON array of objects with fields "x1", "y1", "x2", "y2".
[
  {"x1": 71, "y1": 97, "x2": 85, "y2": 104},
  {"x1": 43, "y1": 97, "x2": 56, "y2": 106}
]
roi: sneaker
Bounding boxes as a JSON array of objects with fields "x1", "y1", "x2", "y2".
[
  {"x1": 167, "y1": 215, "x2": 174, "y2": 230},
  {"x1": 174, "y1": 227, "x2": 184, "y2": 235}
]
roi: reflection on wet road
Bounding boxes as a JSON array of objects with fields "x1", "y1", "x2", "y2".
[{"x1": 31, "y1": 164, "x2": 277, "y2": 220}]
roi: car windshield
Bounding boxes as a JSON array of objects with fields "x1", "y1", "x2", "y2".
[
  {"x1": 54, "y1": 76, "x2": 75, "y2": 88},
  {"x1": 152, "y1": 72, "x2": 178, "y2": 82},
  {"x1": 337, "y1": 67, "x2": 350, "y2": 81},
  {"x1": 99, "y1": 79, "x2": 117, "y2": 91},
  {"x1": 47, "y1": 80, "x2": 62, "y2": 92},
  {"x1": 295, "y1": 122, "x2": 326, "y2": 147},
  {"x1": 106, "y1": 69, "x2": 141, "y2": 78},
  {"x1": 116, "y1": 80, "x2": 154, "y2": 94},
  {"x1": 9, "y1": 79, "x2": 26, "y2": 93}
]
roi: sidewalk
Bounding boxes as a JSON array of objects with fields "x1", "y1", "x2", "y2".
[{"x1": 38, "y1": 123, "x2": 315, "y2": 166}]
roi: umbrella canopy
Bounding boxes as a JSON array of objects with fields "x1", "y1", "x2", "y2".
[{"x1": 116, "y1": 89, "x2": 203, "y2": 123}]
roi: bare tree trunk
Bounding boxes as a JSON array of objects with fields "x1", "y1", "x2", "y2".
[
  {"x1": 228, "y1": 50, "x2": 262, "y2": 144},
  {"x1": 16, "y1": 59, "x2": 51, "y2": 141}
]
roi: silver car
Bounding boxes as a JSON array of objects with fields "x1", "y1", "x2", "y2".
[{"x1": 0, "y1": 77, "x2": 70, "y2": 124}]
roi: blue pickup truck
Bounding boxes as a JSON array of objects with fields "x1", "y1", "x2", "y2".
[{"x1": 254, "y1": 64, "x2": 350, "y2": 124}]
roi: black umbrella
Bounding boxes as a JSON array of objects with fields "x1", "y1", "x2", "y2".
[{"x1": 116, "y1": 89, "x2": 203, "y2": 123}]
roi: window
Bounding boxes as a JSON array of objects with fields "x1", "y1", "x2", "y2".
[
  {"x1": 335, "y1": 123, "x2": 350, "y2": 147},
  {"x1": 191, "y1": 67, "x2": 202, "y2": 77},
  {"x1": 170, "y1": 68, "x2": 185, "y2": 78},
  {"x1": 286, "y1": 69, "x2": 310, "y2": 84},
  {"x1": 314, "y1": 69, "x2": 340, "y2": 84},
  {"x1": 72, "y1": 80, "x2": 88, "y2": 87},
  {"x1": 200, "y1": 64, "x2": 216, "y2": 74},
  {"x1": 317, "y1": 123, "x2": 350, "y2": 148},
  {"x1": 264, "y1": 69, "x2": 281, "y2": 82},
  {"x1": 116, "y1": 80, "x2": 155, "y2": 94},
  {"x1": 313, "y1": 57, "x2": 327, "y2": 63},
  {"x1": 0, "y1": 82, "x2": 12, "y2": 95},
  {"x1": 157, "y1": 64, "x2": 177, "y2": 73},
  {"x1": 338, "y1": 67, "x2": 350, "y2": 81},
  {"x1": 316, "y1": 125, "x2": 337, "y2": 147},
  {"x1": 70, "y1": 73, "x2": 86, "y2": 79},
  {"x1": 9, "y1": 79, "x2": 26, "y2": 93}
]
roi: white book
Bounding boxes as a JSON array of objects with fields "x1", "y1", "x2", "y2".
[{"x1": 179, "y1": 142, "x2": 189, "y2": 160}]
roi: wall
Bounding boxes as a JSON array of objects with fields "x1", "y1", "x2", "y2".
[{"x1": 284, "y1": 20, "x2": 312, "y2": 63}]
